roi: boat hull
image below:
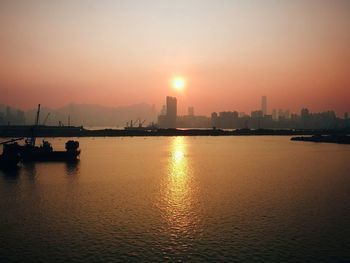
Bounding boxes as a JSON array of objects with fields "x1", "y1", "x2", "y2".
[
  {"x1": 21, "y1": 150, "x2": 80, "y2": 162},
  {"x1": 0, "y1": 155, "x2": 21, "y2": 169},
  {"x1": 0, "y1": 143, "x2": 21, "y2": 169}
]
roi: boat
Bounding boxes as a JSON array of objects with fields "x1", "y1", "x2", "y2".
[
  {"x1": 19, "y1": 140, "x2": 80, "y2": 162},
  {"x1": 291, "y1": 134, "x2": 350, "y2": 144},
  {"x1": 124, "y1": 119, "x2": 158, "y2": 131},
  {"x1": 0, "y1": 139, "x2": 22, "y2": 169},
  {"x1": 17, "y1": 104, "x2": 81, "y2": 162}
]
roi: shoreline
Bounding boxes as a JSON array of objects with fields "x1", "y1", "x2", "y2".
[{"x1": 0, "y1": 125, "x2": 349, "y2": 138}]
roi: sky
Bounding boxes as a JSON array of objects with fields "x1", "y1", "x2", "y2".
[{"x1": 0, "y1": 0, "x2": 349, "y2": 116}]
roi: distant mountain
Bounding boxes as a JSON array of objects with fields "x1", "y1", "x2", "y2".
[{"x1": 22, "y1": 103, "x2": 158, "y2": 127}]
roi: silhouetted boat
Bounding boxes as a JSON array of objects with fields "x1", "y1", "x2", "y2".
[
  {"x1": 16, "y1": 104, "x2": 81, "y2": 162},
  {"x1": 19, "y1": 140, "x2": 80, "y2": 162},
  {"x1": 0, "y1": 139, "x2": 22, "y2": 169},
  {"x1": 291, "y1": 134, "x2": 350, "y2": 144},
  {"x1": 124, "y1": 119, "x2": 158, "y2": 131}
]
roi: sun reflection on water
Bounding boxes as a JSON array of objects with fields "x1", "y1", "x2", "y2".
[{"x1": 160, "y1": 137, "x2": 199, "y2": 237}]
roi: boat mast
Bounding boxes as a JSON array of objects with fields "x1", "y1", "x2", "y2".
[{"x1": 35, "y1": 104, "x2": 41, "y2": 126}]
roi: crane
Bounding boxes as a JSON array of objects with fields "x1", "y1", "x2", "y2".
[
  {"x1": 27, "y1": 104, "x2": 41, "y2": 147},
  {"x1": 129, "y1": 119, "x2": 139, "y2": 128},
  {"x1": 42, "y1": 112, "x2": 50, "y2": 125},
  {"x1": 138, "y1": 119, "x2": 146, "y2": 127}
]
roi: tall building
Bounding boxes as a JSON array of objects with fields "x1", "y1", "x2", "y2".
[
  {"x1": 278, "y1": 109, "x2": 284, "y2": 120},
  {"x1": 211, "y1": 112, "x2": 219, "y2": 128},
  {"x1": 166, "y1": 96, "x2": 177, "y2": 126},
  {"x1": 160, "y1": 105, "x2": 166, "y2": 116},
  {"x1": 158, "y1": 96, "x2": 177, "y2": 128},
  {"x1": 261, "y1": 96, "x2": 267, "y2": 116},
  {"x1": 272, "y1": 109, "x2": 277, "y2": 121},
  {"x1": 251, "y1": 110, "x2": 263, "y2": 118}
]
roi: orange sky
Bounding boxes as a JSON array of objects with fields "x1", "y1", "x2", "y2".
[{"x1": 1, "y1": 0, "x2": 349, "y2": 116}]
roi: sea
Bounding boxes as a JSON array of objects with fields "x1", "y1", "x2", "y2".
[{"x1": 1, "y1": 136, "x2": 349, "y2": 262}]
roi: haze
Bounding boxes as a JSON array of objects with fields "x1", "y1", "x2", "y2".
[{"x1": 1, "y1": 0, "x2": 349, "y2": 115}]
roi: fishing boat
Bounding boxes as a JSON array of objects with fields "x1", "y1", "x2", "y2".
[
  {"x1": 18, "y1": 104, "x2": 81, "y2": 162},
  {"x1": 0, "y1": 139, "x2": 22, "y2": 169},
  {"x1": 19, "y1": 139, "x2": 80, "y2": 162}
]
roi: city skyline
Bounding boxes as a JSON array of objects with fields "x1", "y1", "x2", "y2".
[
  {"x1": 1, "y1": 0, "x2": 350, "y2": 115},
  {"x1": 1, "y1": 93, "x2": 349, "y2": 126},
  {"x1": 1, "y1": 94, "x2": 349, "y2": 132}
]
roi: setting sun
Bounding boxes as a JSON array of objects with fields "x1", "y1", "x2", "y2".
[{"x1": 172, "y1": 77, "x2": 186, "y2": 91}]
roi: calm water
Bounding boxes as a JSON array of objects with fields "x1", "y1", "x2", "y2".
[{"x1": 1, "y1": 137, "x2": 350, "y2": 262}]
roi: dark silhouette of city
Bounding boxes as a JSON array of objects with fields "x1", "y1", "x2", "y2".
[{"x1": 1, "y1": 96, "x2": 349, "y2": 131}]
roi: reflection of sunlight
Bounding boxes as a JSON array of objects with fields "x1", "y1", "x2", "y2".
[
  {"x1": 170, "y1": 137, "x2": 187, "y2": 178},
  {"x1": 173, "y1": 150, "x2": 184, "y2": 163},
  {"x1": 160, "y1": 137, "x2": 198, "y2": 236}
]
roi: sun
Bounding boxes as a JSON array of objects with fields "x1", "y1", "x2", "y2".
[{"x1": 172, "y1": 77, "x2": 186, "y2": 91}]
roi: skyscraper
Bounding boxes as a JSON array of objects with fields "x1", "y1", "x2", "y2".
[
  {"x1": 166, "y1": 96, "x2": 177, "y2": 123},
  {"x1": 272, "y1": 109, "x2": 277, "y2": 121},
  {"x1": 158, "y1": 96, "x2": 177, "y2": 128},
  {"x1": 261, "y1": 96, "x2": 267, "y2": 116}
]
